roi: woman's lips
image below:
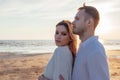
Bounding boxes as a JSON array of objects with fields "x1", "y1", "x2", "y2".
[{"x1": 55, "y1": 40, "x2": 61, "y2": 43}]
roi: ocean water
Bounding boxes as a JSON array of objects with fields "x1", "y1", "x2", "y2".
[
  {"x1": 103, "y1": 40, "x2": 120, "y2": 50},
  {"x1": 0, "y1": 40, "x2": 56, "y2": 54},
  {"x1": 0, "y1": 40, "x2": 119, "y2": 54}
]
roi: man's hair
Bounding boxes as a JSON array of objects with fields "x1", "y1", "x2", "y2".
[{"x1": 78, "y1": 4, "x2": 100, "y2": 28}]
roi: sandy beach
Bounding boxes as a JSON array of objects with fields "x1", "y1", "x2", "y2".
[{"x1": 0, "y1": 50, "x2": 120, "y2": 80}]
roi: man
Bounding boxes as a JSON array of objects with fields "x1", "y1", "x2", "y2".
[{"x1": 60, "y1": 4, "x2": 110, "y2": 80}]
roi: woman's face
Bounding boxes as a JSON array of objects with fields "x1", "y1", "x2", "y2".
[{"x1": 55, "y1": 25, "x2": 70, "y2": 46}]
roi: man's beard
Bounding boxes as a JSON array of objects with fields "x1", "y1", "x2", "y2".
[{"x1": 73, "y1": 28, "x2": 85, "y2": 36}]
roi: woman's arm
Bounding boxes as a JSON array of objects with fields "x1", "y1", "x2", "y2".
[{"x1": 53, "y1": 47, "x2": 73, "y2": 80}]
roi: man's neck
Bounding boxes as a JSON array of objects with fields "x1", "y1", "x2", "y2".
[{"x1": 79, "y1": 31, "x2": 94, "y2": 42}]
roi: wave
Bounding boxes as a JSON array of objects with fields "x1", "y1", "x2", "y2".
[{"x1": 0, "y1": 40, "x2": 119, "y2": 54}]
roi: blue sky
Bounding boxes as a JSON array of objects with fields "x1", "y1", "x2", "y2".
[{"x1": 0, "y1": 0, "x2": 120, "y2": 40}]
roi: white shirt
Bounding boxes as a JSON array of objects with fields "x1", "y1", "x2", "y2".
[
  {"x1": 44, "y1": 46, "x2": 73, "y2": 80},
  {"x1": 72, "y1": 36, "x2": 110, "y2": 80}
]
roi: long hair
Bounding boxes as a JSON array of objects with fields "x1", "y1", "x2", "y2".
[{"x1": 56, "y1": 20, "x2": 78, "y2": 56}]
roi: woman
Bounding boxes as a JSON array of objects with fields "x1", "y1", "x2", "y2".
[{"x1": 38, "y1": 20, "x2": 78, "y2": 80}]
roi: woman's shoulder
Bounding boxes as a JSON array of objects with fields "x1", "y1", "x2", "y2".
[
  {"x1": 54, "y1": 46, "x2": 72, "y2": 55},
  {"x1": 56, "y1": 46, "x2": 68, "y2": 49},
  {"x1": 55, "y1": 46, "x2": 69, "y2": 51}
]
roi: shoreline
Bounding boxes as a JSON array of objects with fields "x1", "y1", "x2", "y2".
[
  {"x1": 0, "y1": 49, "x2": 120, "y2": 59},
  {"x1": 0, "y1": 52, "x2": 52, "y2": 59},
  {"x1": 0, "y1": 50, "x2": 120, "y2": 80}
]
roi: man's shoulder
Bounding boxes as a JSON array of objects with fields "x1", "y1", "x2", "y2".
[
  {"x1": 89, "y1": 39, "x2": 104, "y2": 49},
  {"x1": 87, "y1": 40, "x2": 106, "y2": 55}
]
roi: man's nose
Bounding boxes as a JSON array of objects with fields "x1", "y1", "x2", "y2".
[{"x1": 72, "y1": 21, "x2": 75, "y2": 25}]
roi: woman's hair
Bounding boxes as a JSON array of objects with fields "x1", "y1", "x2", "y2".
[{"x1": 56, "y1": 20, "x2": 78, "y2": 56}]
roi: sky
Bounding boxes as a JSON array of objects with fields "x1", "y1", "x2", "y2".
[{"x1": 0, "y1": 0, "x2": 120, "y2": 40}]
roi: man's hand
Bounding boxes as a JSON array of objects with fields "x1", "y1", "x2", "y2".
[
  {"x1": 38, "y1": 75, "x2": 44, "y2": 80},
  {"x1": 38, "y1": 74, "x2": 49, "y2": 80},
  {"x1": 59, "y1": 74, "x2": 64, "y2": 80}
]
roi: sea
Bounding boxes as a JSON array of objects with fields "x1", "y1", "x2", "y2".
[
  {"x1": 0, "y1": 40, "x2": 119, "y2": 54},
  {"x1": 0, "y1": 40, "x2": 56, "y2": 54}
]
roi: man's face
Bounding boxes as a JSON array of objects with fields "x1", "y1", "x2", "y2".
[{"x1": 72, "y1": 9, "x2": 87, "y2": 35}]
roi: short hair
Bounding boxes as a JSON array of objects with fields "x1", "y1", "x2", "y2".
[{"x1": 78, "y1": 4, "x2": 100, "y2": 28}]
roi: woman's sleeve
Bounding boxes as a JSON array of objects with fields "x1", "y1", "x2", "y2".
[
  {"x1": 44, "y1": 52, "x2": 55, "y2": 80},
  {"x1": 53, "y1": 48, "x2": 73, "y2": 80}
]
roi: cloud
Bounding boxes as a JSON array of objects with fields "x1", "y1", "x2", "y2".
[
  {"x1": 0, "y1": 0, "x2": 119, "y2": 19},
  {"x1": 0, "y1": 0, "x2": 76, "y2": 17},
  {"x1": 84, "y1": 0, "x2": 120, "y2": 16}
]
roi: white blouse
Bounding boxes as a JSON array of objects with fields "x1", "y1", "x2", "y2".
[{"x1": 44, "y1": 46, "x2": 73, "y2": 80}]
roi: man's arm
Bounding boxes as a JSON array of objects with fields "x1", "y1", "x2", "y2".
[{"x1": 87, "y1": 52, "x2": 110, "y2": 80}]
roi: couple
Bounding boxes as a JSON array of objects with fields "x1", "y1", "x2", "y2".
[{"x1": 39, "y1": 4, "x2": 110, "y2": 80}]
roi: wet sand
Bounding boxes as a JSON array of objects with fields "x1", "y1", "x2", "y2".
[{"x1": 0, "y1": 50, "x2": 120, "y2": 80}]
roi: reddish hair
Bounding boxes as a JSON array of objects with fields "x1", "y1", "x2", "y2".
[{"x1": 56, "y1": 20, "x2": 78, "y2": 56}]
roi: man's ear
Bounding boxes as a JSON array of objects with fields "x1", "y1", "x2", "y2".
[
  {"x1": 86, "y1": 18, "x2": 91, "y2": 26},
  {"x1": 87, "y1": 18, "x2": 94, "y2": 26}
]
